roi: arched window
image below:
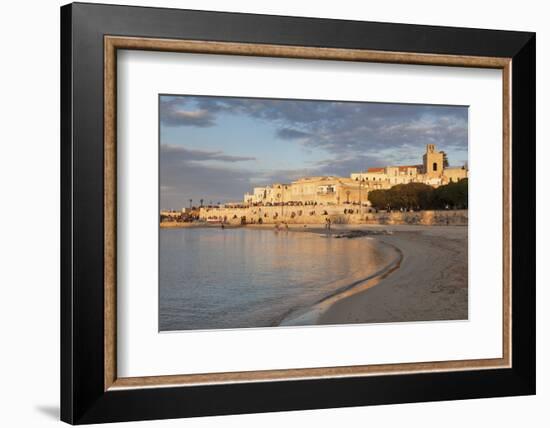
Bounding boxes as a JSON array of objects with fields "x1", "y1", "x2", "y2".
[{"x1": 433, "y1": 162, "x2": 438, "y2": 171}]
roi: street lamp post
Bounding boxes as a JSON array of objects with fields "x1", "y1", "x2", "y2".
[
  {"x1": 280, "y1": 186, "x2": 284, "y2": 219},
  {"x1": 359, "y1": 179, "x2": 362, "y2": 214}
]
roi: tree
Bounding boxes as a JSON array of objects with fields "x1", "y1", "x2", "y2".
[
  {"x1": 200, "y1": 198, "x2": 204, "y2": 207},
  {"x1": 432, "y1": 178, "x2": 468, "y2": 209},
  {"x1": 189, "y1": 198, "x2": 192, "y2": 209},
  {"x1": 368, "y1": 189, "x2": 392, "y2": 210},
  {"x1": 441, "y1": 151, "x2": 449, "y2": 168},
  {"x1": 367, "y1": 180, "x2": 468, "y2": 211}
]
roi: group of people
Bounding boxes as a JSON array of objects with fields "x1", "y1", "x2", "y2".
[
  {"x1": 274, "y1": 222, "x2": 290, "y2": 231},
  {"x1": 272, "y1": 218, "x2": 332, "y2": 231}
]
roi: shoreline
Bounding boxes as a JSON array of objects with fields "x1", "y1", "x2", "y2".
[
  {"x1": 315, "y1": 226, "x2": 468, "y2": 325},
  {"x1": 160, "y1": 223, "x2": 468, "y2": 327},
  {"x1": 160, "y1": 221, "x2": 468, "y2": 230},
  {"x1": 279, "y1": 239, "x2": 403, "y2": 326}
]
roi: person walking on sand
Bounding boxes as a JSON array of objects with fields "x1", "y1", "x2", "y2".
[{"x1": 327, "y1": 217, "x2": 331, "y2": 230}]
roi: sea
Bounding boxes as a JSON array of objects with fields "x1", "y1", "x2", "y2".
[{"x1": 159, "y1": 227, "x2": 395, "y2": 331}]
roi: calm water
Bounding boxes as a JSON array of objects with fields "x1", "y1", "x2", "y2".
[{"x1": 159, "y1": 227, "x2": 395, "y2": 331}]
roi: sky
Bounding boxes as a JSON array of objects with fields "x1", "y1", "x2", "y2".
[{"x1": 160, "y1": 95, "x2": 468, "y2": 209}]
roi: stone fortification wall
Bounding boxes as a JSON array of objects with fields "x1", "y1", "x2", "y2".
[{"x1": 199, "y1": 206, "x2": 467, "y2": 226}]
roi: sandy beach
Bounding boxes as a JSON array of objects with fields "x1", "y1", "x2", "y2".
[{"x1": 280, "y1": 224, "x2": 468, "y2": 326}]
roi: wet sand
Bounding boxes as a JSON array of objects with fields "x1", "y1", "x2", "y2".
[
  {"x1": 316, "y1": 225, "x2": 468, "y2": 325},
  {"x1": 162, "y1": 222, "x2": 468, "y2": 326}
]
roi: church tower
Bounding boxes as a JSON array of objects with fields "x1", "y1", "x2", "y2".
[{"x1": 422, "y1": 144, "x2": 444, "y2": 177}]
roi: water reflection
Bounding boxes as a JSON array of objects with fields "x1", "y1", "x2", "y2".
[{"x1": 159, "y1": 228, "x2": 394, "y2": 331}]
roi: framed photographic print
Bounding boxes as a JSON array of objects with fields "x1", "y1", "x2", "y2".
[{"x1": 60, "y1": 2, "x2": 536, "y2": 424}]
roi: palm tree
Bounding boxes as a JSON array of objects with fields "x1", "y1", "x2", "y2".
[
  {"x1": 200, "y1": 198, "x2": 204, "y2": 207},
  {"x1": 189, "y1": 198, "x2": 192, "y2": 209}
]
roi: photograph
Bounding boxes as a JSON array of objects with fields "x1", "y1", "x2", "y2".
[
  {"x1": 54, "y1": 2, "x2": 536, "y2": 425},
  {"x1": 159, "y1": 95, "x2": 469, "y2": 331}
]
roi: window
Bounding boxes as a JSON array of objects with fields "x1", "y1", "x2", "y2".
[{"x1": 433, "y1": 162, "x2": 438, "y2": 171}]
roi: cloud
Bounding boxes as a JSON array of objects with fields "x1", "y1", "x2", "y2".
[
  {"x1": 243, "y1": 152, "x2": 387, "y2": 189},
  {"x1": 311, "y1": 154, "x2": 389, "y2": 177},
  {"x1": 161, "y1": 145, "x2": 256, "y2": 163},
  {"x1": 276, "y1": 128, "x2": 311, "y2": 140},
  {"x1": 160, "y1": 144, "x2": 258, "y2": 208},
  {"x1": 160, "y1": 97, "x2": 216, "y2": 127},
  {"x1": 161, "y1": 162, "x2": 253, "y2": 208},
  {"x1": 275, "y1": 106, "x2": 468, "y2": 156},
  {"x1": 161, "y1": 95, "x2": 467, "y2": 157}
]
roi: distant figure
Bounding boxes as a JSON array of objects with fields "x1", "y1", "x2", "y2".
[
  {"x1": 327, "y1": 218, "x2": 331, "y2": 230},
  {"x1": 221, "y1": 223, "x2": 225, "y2": 229},
  {"x1": 285, "y1": 222, "x2": 289, "y2": 230}
]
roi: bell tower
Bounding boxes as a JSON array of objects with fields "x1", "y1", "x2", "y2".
[{"x1": 422, "y1": 144, "x2": 444, "y2": 176}]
